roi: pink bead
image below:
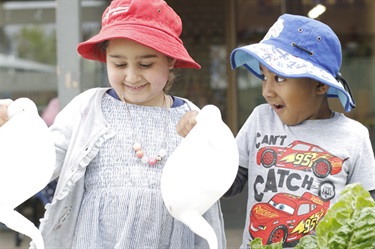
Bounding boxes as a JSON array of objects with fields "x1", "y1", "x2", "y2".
[
  {"x1": 148, "y1": 158, "x2": 157, "y2": 166},
  {"x1": 136, "y1": 150, "x2": 144, "y2": 158},
  {"x1": 133, "y1": 143, "x2": 141, "y2": 151}
]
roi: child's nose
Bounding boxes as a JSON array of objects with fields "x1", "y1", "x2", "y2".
[
  {"x1": 262, "y1": 81, "x2": 276, "y2": 99},
  {"x1": 125, "y1": 67, "x2": 140, "y2": 83}
]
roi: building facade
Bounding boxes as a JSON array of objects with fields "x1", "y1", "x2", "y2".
[{"x1": 1, "y1": 0, "x2": 374, "y2": 135}]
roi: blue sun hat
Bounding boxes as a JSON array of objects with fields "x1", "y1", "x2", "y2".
[{"x1": 230, "y1": 14, "x2": 356, "y2": 112}]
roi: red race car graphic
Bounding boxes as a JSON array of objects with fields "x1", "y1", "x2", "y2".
[
  {"x1": 256, "y1": 140, "x2": 348, "y2": 178},
  {"x1": 249, "y1": 192, "x2": 330, "y2": 245}
]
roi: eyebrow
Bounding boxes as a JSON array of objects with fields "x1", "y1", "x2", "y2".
[{"x1": 108, "y1": 54, "x2": 159, "y2": 60}]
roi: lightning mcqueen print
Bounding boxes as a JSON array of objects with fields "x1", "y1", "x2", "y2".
[
  {"x1": 256, "y1": 140, "x2": 348, "y2": 178},
  {"x1": 249, "y1": 192, "x2": 330, "y2": 245}
]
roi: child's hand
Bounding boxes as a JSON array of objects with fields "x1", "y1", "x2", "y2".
[
  {"x1": 0, "y1": 99, "x2": 13, "y2": 127},
  {"x1": 176, "y1": 110, "x2": 199, "y2": 137}
]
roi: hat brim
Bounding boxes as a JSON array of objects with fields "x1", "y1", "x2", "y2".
[
  {"x1": 77, "y1": 24, "x2": 200, "y2": 69},
  {"x1": 230, "y1": 43, "x2": 354, "y2": 112}
]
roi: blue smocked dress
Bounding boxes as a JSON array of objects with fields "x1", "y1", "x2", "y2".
[{"x1": 71, "y1": 94, "x2": 196, "y2": 249}]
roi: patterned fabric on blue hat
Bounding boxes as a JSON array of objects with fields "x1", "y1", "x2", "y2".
[{"x1": 230, "y1": 14, "x2": 355, "y2": 112}]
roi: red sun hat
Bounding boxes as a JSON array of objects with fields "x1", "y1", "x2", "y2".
[{"x1": 77, "y1": 0, "x2": 200, "y2": 69}]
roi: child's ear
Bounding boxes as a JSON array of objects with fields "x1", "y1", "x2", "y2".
[
  {"x1": 169, "y1": 58, "x2": 177, "y2": 69},
  {"x1": 316, "y1": 82, "x2": 329, "y2": 95}
]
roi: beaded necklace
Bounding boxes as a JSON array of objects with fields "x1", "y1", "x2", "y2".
[{"x1": 122, "y1": 95, "x2": 169, "y2": 166}]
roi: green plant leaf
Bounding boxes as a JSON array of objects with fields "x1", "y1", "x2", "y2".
[
  {"x1": 295, "y1": 183, "x2": 375, "y2": 249},
  {"x1": 249, "y1": 238, "x2": 283, "y2": 249}
]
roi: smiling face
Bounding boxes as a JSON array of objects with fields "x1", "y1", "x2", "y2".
[
  {"x1": 260, "y1": 65, "x2": 331, "y2": 125},
  {"x1": 106, "y1": 39, "x2": 175, "y2": 106}
]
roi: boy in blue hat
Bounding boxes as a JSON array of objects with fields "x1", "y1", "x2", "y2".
[{"x1": 177, "y1": 14, "x2": 375, "y2": 248}]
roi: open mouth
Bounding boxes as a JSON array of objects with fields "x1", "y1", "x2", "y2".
[{"x1": 273, "y1": 104, "x2": 284, "y2": 110}]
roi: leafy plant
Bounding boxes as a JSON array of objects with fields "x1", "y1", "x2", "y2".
[
  {"x1": 251, "y1": 183, "x2": 375, "y2": 249},
  {"x1": 296, "y1": 183, "x2": 375, "y2": 249},
  {"x1": 249, "y1": 238, "x2": 282, "y2": 249}
]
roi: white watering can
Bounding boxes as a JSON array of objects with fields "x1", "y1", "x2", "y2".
[
  {"x1": 0, "y1": 98, "x2": 56, "y2": 249},
  {"x1": 161, "y1": 105, "x2": 239, "y2": 249}
]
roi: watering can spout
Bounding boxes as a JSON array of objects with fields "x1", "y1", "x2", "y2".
[
  {"x1": 0, "y1": 208, "x2": 44, "y2": 249},
  {"x1": 180, "y1": 210, "x2": 218, "y2": 249}
]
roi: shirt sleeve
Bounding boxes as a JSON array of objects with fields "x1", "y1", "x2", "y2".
[{"x1": 223, "y1": 166, "x2": 248, "y2": 198}]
